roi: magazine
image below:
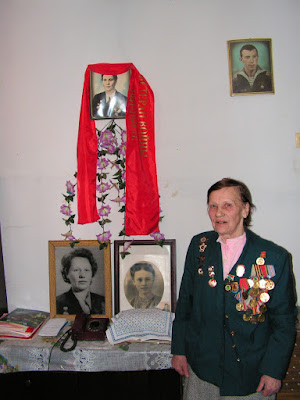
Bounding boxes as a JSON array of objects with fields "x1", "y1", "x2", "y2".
[{"x1": 0, "y1": 308, "x2": 50, "y2": 339}]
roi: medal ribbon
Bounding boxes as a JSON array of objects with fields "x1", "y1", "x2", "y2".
[{"x1": 76, "y1": 63, "x2": 160, "y2": 235}]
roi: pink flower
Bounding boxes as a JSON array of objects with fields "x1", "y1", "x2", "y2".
[
  {"x1": 150, "y1": 232, "x2": 165, "y2": 241},
  {"x1": 97, "y1": 182, "x2": 111, "y2": 193},
  {"x1": 60, "y1": 204, "x2": 72, "y2": 216},
  {"x1": 123, "y1": 239, "x2": 133, "y2": 252},
  {"x1": 66, "y1": 180, "x2": 75, "y2": 196},
  {"x1": 99, "y1": 130, "x2": 114, "y2": 146},
  {"x1": 121, "y1": 130, "x2": 127, "y2": 143},
  {"x1": 98, "y1": 205, "x2": 111, "y2": 217},
  {"x1": 96, "y1": 231, "x2": 112, "y2": 242},
  {"x1": 97, "y1": 157, "x2": 109, "y2": 170},
  {"x1": 119, "y1": 142, "x2": 126, "y2": 157}
]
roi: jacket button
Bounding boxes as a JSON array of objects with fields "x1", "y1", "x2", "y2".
[
  {"x1": 230, "y1": 330, "x2": 235, "y2": 336},
  {"x1": 237, "y1": 358, "x2": 241, "y2": 362}
]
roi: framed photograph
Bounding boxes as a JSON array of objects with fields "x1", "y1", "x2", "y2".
[
  {"x1": 227, "y1": 38, "x2": 274, "y2": 96},
  {"x1": 49, "y1": 240, "x2": 112, "y2": 320},
  {"x1": 114, "y1": 240, "x2": 177, "y2": 314},
  {"x1": 90, "y1": 70, "x2": 130, "y2": 120}
]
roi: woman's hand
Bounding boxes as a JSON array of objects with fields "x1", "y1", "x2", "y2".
[
  {"x1": 172, "y1": 355, "x2": 189, "y2": 377},
  {"x1": 256, "y1": 375, "x2": 281, "y2": 397}
]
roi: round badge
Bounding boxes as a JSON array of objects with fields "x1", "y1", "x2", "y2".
[
  {"x1": 260, "y1": 292, "x2": 270, "y2": 303},
  {"x1": 243, "y1": 314, "x2": 251, "y2": 321},
  {"x1": 231, "y1": 282, "x2": 239, "y2": 293},
  {"x1": 208, "y1": 278, "x2": 217, "y2": 287},
  {"x1": 256, "y1": 257, "x2": 265, "y2": 265},
  {"x1": 259, "y1": 279, "x2": 266, "y2": 289},
  {"x1": 198, "y1": 267, "x2": 203, "y2": 275},
  {"x1": 249, "y1": 298, "x2": 257, "y2": 308},
  {"x1": 265, "y1": 279, "x2": 275, "y2": 290},
  {"x1": 258, "y1": 314, "x2": 266, "y2": 322},
  {"x1": 236, "y1": 302, "x2": 245, "y2": 311},
  {"x1": 225, "y1": 284, "x2": 232, "y2": 292},
  {"x1": 260, "y1": 304, "x2": 267, "y2": 313},
  {"x1": 236, "y1": 265, "x2": 245, "y2": 277}
]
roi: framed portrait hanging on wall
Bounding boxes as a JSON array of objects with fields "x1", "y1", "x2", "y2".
[
  {"x1": 90, "y1": 70, "x2": 130, "y2": 119},
  {"x1": 227, "y1": 38, "x2": 274, "y2": 96},
  {"x1": 114, "y1": 240, "x2": 177, "y2": 314}
]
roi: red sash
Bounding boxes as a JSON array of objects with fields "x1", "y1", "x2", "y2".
[{"x1": 77, "y1": 63, "x2": 160, "y2": 235}]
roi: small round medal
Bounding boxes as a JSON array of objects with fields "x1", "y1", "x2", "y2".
[
  {"x1": 208, "y1": 278, "x2": 217, "y2": 287},
  {"x1": 260, "y1": 304, "x2": 267, "y2": 313},
  {"x1": 250, "y1": 315, "x2": 258, "y2": 324},
  {"x1": 198, "y1": 267, "x2": 203, "y2": 275},
  {"x1": 256, "y1": 257, "x2": 265, "y2": 265},
  {"x1": 236, "y1": 265, "x2": 245, "y2": 277},
  {"x1": 260, "y1": 292, "x2": 270, "y2": 303},
  {"x1": 259, "y1": 279, "x2": 266, "y2": 289},
  {"x1": 250, "y1": 298, "x2": 257, "y2": 308},
  {"x1": 258, "y1": 314, "x2": 265, "y2": 322},
  {"x1": 236, "y1": 302, "x2": 245, "y2": 311},
  {"x1": 231, "y1": 282, "x2": 239, "y2": 293},
  {"x1": 242, "y1": 291, "x2": 249, "y2": 300},
  {"x1": 265, "y1": 279, "x2": 275, "y2": 290},
  {"x1": 243, "y1": 314, "x2": 251, "y2": 321},
  {"x1": 225, "y1": 283, "x2": 232, "y2": 292}
]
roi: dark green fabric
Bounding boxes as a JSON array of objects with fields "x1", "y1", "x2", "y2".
[{"x1": 171, "y1": 229, "x2": 297, "y2": 396}]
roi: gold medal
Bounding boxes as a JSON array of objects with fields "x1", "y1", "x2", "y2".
[
  {"x1": 247, "y1": 279, "x2": 254, "y2": 288},
  {"x1": 208, "y1": 278, "x2": 217, "y2": 287},
  {"x1": 258, "y1": 313, "x2": 265, "y2": 322},
  {"x1": 236, "y1": 302, "x2": 245, "y2": 311},
  {"x1": 260, "y1": 304, "x2": 267, "y2": 313},
  {"x1": 250, "y1": 298, "x2": 257, "y2": 308},
  {"x1": 243, "y1": 314, "x2": 251, "y2": 321},
  {"x1": 260, "y1": 292, "x2": 270, "y2": 303},
  {"x1": 265, "y1": 279, "x2": 275, "y2": 290},
  {"x1": 256, "y1": 257, "x2": 265, "y2": 265}
]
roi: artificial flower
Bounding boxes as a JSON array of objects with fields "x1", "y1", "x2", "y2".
[
  {"x1": 66, "y1": 180, "x2": 75, "y2": 196},
  {"x1": 96, "y1": 231, "x2": 112, "y2": 242},
  {"x1": 60, "y1": 204, "x2": 72, "y2": 216},
  {"x1": 97, "y1": 182, "x2": 111, "y2": 193},
  {"x1": 98, "y1": 205, "x2": 111, "y2": 217}
]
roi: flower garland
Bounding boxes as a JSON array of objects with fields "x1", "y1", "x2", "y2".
[{"x1": 60, "y1": 120, "x2": 165, "y2": 256}]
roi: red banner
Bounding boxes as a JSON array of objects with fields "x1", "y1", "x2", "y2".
[{"x1": 77, "y1": 63, "x2": 160, "y2": 235}]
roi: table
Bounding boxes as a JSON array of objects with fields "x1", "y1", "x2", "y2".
[{"x1": 0, "y1": 328, "x2": 182, "y2": 399}]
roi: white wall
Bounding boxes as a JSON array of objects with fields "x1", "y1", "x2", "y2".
[{"x1": 0, "y1": 0, "x2": 299, "y2": 312}]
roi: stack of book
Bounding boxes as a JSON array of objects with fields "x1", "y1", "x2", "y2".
[{"x1": 0, "y1": 308, "x2": 49, "y2": 339}]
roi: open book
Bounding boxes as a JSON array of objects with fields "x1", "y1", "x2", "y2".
[{"x1": 0, "y1": 308, "x2": 49, "y2": 339}]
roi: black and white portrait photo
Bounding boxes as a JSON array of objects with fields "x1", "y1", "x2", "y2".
[{"x1": 49, "y1": 241, "x2": 112, "y2": 319}]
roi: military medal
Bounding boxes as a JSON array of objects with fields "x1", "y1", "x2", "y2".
[
  {"x1": 236, "y1": 265, "x2": 245, "y2": 277},
  {"x1": 236, "y1": 302, "x2": 245, "y2": 311},
  {"x1": 208, "y1": 278, "x2": 217, "y2": 287},
  {"x1": 225, "y1": 283, "x2": 232, "y2": 292},
  {"x1": 260, "y1": 292, "x2": 270, "y2": 303},
  {"x1": 198, "y1": 267, "x2": 203, "y2": 275},
  {"x1": 265, "y1": 279, "x2": 275, "y2": 290}
]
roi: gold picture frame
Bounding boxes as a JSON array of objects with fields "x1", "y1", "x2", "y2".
[
  {"x1": 227, "y1": 38, "x2": 275, "y2": 96},
  {"x1": 49, "y1": 240, "x2": 112, "y2": 320}
]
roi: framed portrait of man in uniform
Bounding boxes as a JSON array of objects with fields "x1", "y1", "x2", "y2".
[
  {"x1": 114, "y1": 240, "x2": 177, "y2": 314},
  {"x1": 227, "y1": 38, "x2": 275, "y2": 96},
  {"x1": 90, "y1": 70, "x2": 130, "y2": 119}
]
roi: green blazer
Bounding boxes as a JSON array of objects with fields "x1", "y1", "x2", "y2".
[{"x1": 171, "y1": 229, "x2": 297, "y2": 396}]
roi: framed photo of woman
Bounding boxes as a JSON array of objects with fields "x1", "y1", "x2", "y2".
[
  {"x1": 227, "y1": 38, "x2": 274, "y2": 96},
  {"x1": 49, "y1": 240, "x2": 112, "y2": 320},
  {"x1": 114, "y1": 240, "x2": 176, "y2": 314},
  {"x1": 90, "y1": 70, "x2": 130, "y2": 120}
]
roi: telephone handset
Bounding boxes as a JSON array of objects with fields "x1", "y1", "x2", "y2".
[{"x1": 60, "y1": 313, "x2": 109, "y2": 352}]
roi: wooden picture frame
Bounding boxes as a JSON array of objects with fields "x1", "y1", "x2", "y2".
[
  {"x1": 114, "y1": 240, "x2": 177, "y2": 314},
  {"x1": 227, "y1": 38, "x2": 274, "y2": 96},
  {"x1": 90, "y1": 70, "x2": 130, "y2": 120},
  {"x1": 49, "y1": 240, "x2": 112, "y2": 320}
]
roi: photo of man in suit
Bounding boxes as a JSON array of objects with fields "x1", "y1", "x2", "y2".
[{"x1": 91, "y1": 74, "x2": 127, "y2": 119}]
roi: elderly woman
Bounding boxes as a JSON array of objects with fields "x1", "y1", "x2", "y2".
[
  {"x1": 56, "y1": 248, "x2": 105, "y2": 315},
  {"x1": 129, "y1": 262, "x2": 162, "y2": 309},
  {"x1": 171, "y1": 178, "x2": 297, "y2": 399}
]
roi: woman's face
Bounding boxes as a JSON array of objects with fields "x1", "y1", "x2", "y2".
[
  {"x1": 133, "y1": 269, "x2": 154, "y2": 296},
  {"x1": 102, "y1": 75, "x2": 116, "y2": 93},
  {"x1": 67, "y1": 257, "x2": 93, "y2": 292},
  {"x1": 208, "y1": 186, "x2": 249, "y2": 241}
]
